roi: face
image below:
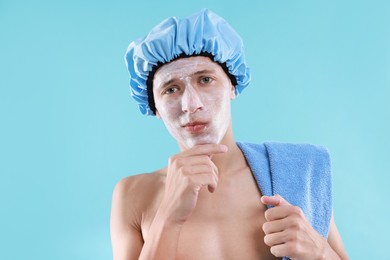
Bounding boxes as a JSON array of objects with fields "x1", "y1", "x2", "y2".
[{"x1": 153, "y1": 56, "x2": 236, "y2": 149}]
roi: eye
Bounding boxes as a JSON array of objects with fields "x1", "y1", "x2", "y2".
[
  {"x1": 200, "y1": 76, "x2": 213, "y2": 84},
  {"x1": 163, "y1": 87, "x2": 178, "y2": 95}
]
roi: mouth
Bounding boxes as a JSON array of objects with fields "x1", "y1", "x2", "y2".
[{"x1": 182, "y1": 121, "x2": 207, "y2": 134}]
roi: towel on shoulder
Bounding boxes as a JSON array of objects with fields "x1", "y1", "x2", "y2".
[{"x1": 237, "y1": 141, "x2": 332, "y2": 239}]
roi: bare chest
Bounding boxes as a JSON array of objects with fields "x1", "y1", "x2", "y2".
[
  {"x1": 176, "y1": 202, "x2": 275, "y2": 259},
  {"x1": 141, "y1": 170, "x2": 278, "y2": 259},
  {"x1": 177, "y1": 179, "x2": 278, "y2": 260}
]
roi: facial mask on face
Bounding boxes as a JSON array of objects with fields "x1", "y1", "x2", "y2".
[{"x1": 153, "y1": 57, "x2": 234, "y2": 149}]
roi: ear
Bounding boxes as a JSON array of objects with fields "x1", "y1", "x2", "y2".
[{"x1": 230, "y1": 84, "x2": 236, "y2": 100}]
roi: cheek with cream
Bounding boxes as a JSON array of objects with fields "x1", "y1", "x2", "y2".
[{"x1": 191, "y1": 86, "x2": 232, "y2": 146}]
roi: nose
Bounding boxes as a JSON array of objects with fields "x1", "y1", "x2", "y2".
[{"x1": 181, "y1": 85, "x2": 204, "y2": 113}]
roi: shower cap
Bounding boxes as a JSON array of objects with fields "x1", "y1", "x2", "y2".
[{"x1": 125, "y1": 8, "x2": 251, "y2": 115}]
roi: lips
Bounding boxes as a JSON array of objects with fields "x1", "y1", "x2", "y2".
[{"x1": 182, "y1": 121, "x2": 207, "y2": 133}]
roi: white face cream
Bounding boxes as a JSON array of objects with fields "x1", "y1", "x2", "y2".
[{"x1": 153, "y1": 56, "x2": 236, "y2": 149}]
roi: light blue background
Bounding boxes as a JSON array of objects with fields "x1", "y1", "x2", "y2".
[{"x1": 1, "y1": 0, "x2": 389, "y2": 259}]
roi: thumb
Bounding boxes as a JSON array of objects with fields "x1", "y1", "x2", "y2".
[{"x1": 261, "y1": 194, "x2": 291, "y2": 207}]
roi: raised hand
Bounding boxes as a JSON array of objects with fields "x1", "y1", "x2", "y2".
[
  {"x1": 261, "y1": 195, "x2": 333, "y2": 260},
  {"x1": 159, "y1": 144, "x2": 228, "y2": 225}
]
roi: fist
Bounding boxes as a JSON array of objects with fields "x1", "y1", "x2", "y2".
[
  {"x1": 160, "y1": 144, "x2": 228, "y2": 224},
  {"x1": 261, "y1": 195, "x2": 328, "y2": 260}
]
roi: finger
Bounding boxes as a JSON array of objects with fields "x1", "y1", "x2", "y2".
[
  {"x1": 265, "y1": 205, "x2": 304, "y2": 222},
  {"x1": 182, "y1": 144, "x2": 228, "y2": 157},
  {"x1": 261, "y1": 194, "x2": 291, "y2": 207},
  {"x1": 269, "y1": 243, "x2": 291, "y2": 258},
  {"x1": 181, "y1": 165, "x2": 219, "y2": 179},
  {"x1": 264, "y1": 206, "x2": 290, "y2": 221},
  {"x1": 262, "y1": 218, "x2": 287, "y2": 234},
  {"x1": 174, "y1": 155, "x2": 218, "y2": 173},
  {"x1": 188, "y1": 172, "x2": 218, "y2": 193},
  {"x1": 264, "y1": 230, "x2": 289, "y2": 247},
  {"x1": 274, "y1": 194, "x2": 291, "y2": 206}
]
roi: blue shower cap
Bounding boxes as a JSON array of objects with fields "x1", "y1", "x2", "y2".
[{"x1": 125, "y1": 9, "x2": 251, "y2": 115}]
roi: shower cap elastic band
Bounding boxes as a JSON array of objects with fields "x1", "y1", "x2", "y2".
[{"x1": 125, "y1": 8, "x2": 251, "y2": 115}]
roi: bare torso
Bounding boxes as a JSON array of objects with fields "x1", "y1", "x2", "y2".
[{"x1": 127, "y1": 157, "x2": 279, "y2": 259}]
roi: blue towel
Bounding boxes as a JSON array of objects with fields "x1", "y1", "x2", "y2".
[{"x1": 237, "y1": 142, "x2": 332, "y2": 260}]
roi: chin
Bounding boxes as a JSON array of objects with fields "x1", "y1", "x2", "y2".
[{"x1": 183, "y1": 135, "x2": 221, "y2": 149}]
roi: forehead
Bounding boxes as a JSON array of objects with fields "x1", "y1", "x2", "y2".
[{"x1": 153, "y1": 56, "x2": 226, "y2": 83}]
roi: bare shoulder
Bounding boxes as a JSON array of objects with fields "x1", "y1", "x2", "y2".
[
  {"x1": 114, "y1": 169, "x2": 166, "y2": 194},
  {"x1": 112, "y1": 168, "x2": 167, "y2": 218}
]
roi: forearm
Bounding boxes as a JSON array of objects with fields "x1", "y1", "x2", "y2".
[
  {"x1": 139, "y1": 209, "x2": 183, "y2": 260},
  {"x1": 320, "y1": 239, "x2": 349, "y2": 260},
  {"x1": 319, "y1": 242, "x2": 340, "y2": 260}
]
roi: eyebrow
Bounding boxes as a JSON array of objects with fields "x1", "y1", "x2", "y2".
[
  {"x1": 158, "y1": 79, "x2": 175, "y2": 90},
  {"x1": 192, "y1": 69, "x2": 216, "y2": 76},
  {"x1": 157, "y1": 69, "x2": 217, "y2": 90}
]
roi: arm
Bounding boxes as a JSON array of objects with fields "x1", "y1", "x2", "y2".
[
  {"x1": 110, "y1": 178, "x2": 181, "y2": 260},
  {"x1": 327, "y1": 213, "x2": 349, "y2": 260},
  {"x1": 110, "y1": 179, "x2": 143, "y2": 260},
  {"x1": 137, "y1": 206, "x2": 183, "y2": 259}
]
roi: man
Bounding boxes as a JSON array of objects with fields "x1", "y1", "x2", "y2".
[{"x1": 111, "y1": 9, "x2": 348, "y2": 260}]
